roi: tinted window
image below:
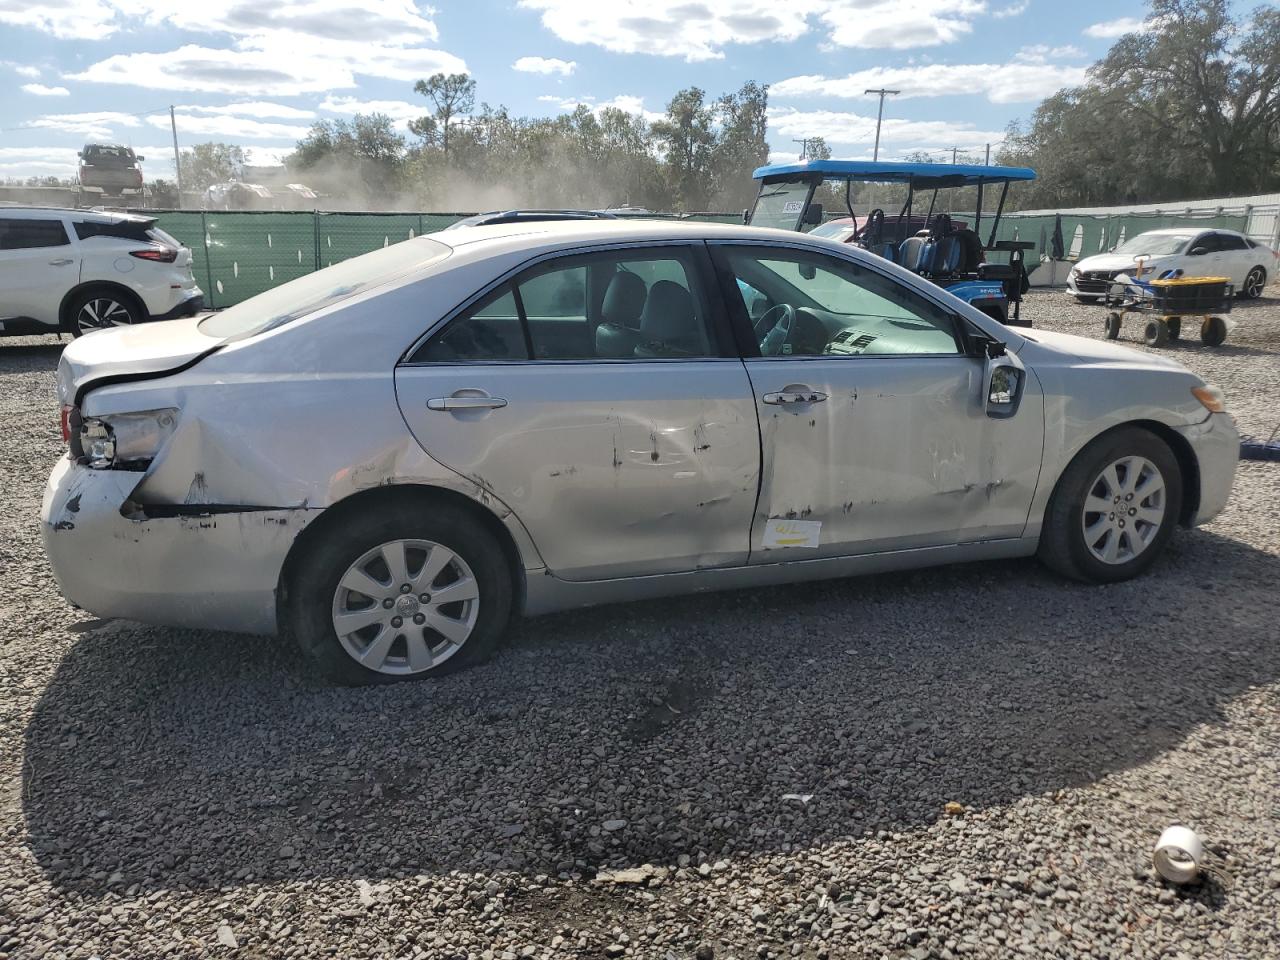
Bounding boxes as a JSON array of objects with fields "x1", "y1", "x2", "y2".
[
  {"x1": 1214, "y1": 233, "x2": 1247, "y2": 251},
  {"x1": 74, "y1": 219, "x2": 161, "y2": 243},
  {"x1": 721, "y1": 248, "x2": 960, "y2": 357},
  {"x1": 412, "y1": 247, "x2": 718, "y2": 362},
  {"x1": 0, "y1": 218, "x2": 70, "y2": 250},
  {"x1": 1189, "y1": 234, "x2": 1219, "y2": 253}
]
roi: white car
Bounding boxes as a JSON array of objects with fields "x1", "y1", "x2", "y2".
[
  {"x1": 1067, "y1": 228, "x2": 1275, "y2": 302},
  {"x1": 0, "y1": 207, "x2": 203, "y2": 338}
]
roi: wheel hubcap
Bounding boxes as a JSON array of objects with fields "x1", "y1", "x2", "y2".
[
  {"x1": 77, "y1": 298, "x2": 132, "y2": 334},
  {"x1": 1081, "y1": 456, "x2": 1166, "y2": 565},
  {"x1": 1246, "y1": 271, "x2": 1263, "y2": 297},
  {"x1": 331, "y1": 539, "x2": 479, "y2": 675}
]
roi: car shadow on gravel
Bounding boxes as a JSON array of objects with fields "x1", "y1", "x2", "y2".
[{"x1": 22, "y1": 528, "x2": 1280, "y2": 897}]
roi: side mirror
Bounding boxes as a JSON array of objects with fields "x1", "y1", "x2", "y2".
[
  {"x1": 985, "y1": 360, "x2": 1024, "y2": 419},
  {"x1": 136, "y1": 155, "x2": 145, "y2": 162},
  {"x1": 803, "y1": 203, "x2": 823, "y2": 226},
  {"x1": 77, "y1": 151, "x2": 84, "y2": 158},
  {"x1": 1189, "y1": 246, "x2": 1208, "y2": 256}
]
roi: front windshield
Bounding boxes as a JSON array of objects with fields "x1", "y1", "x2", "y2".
[
  {"x1": 199, "y1": 238, "x2": 451, "y2": 340},
  {"x1": 809, "y1": 221, "x2": 857, "y2": 242},
  {"x1": 1114, "y1": 233, "x2": 1193, "y2": 257},
  {"x1": 750, "y1": 180, "x2": 813, "y2": 231}
]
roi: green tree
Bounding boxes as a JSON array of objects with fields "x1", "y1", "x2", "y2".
[
  {"x1": 651, "y1": 87, "x2": 716, "y2": 210},
  {"x1": 178, "y1": 142, "x2": 246, "y2": 190},
  {"x1": 412, "y1": 73, "x2": 477, "y2": 157},
  {"x1": 288, "y1": 114, "x2": 406, "y2": 201},
  {"x1": 710, "y1": 81, "x2": 770, "y2": 209}
]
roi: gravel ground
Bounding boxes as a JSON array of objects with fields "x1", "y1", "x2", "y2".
[{"x1": 2, "y1": 289, "x2": 1278, "y2": 960}]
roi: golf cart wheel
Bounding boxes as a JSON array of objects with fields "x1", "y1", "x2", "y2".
[
  {"x1": 1200, "y1": 316, "x2": 1227, "y2": 347},
  {"x1": 1104, "y1": 312, "x2": 1122, "y2": 340},
  {"x1": 1165, "y1": 316, "x2": 1181, "y2": 341},
  {"x1": 1143, "y1": 318, "x2": 1169, "y2": 347}
]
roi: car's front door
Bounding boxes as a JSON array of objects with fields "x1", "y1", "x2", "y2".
[
  {"x1": 395, "y1": 243, "x2": 761, "y2": 581},
  {"x1": 0, "y1": 216, "x2": 78, "y2": 327},
  {"x1": 711, "y1": 243, "x2": 1043, "y2": 562}
]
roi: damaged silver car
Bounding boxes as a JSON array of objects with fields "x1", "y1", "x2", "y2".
[{"x1": 42, "y1": 221, "x2": 1239, "y2": 683}]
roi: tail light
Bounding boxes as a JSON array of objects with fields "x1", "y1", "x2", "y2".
[{"x1": 130, "y1": 247, "x2": 178, "y2": 263}]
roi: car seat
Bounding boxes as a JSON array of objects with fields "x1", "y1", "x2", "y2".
[
  {"x1": 633, "y1": 281, "x2": 703, "y2": 357},
  {"x1": 899, "y1": 236, "x2": 927, "y2": 271},
  {"x1": 594, "y1": 271, "x2": 648, "y2": 358}
]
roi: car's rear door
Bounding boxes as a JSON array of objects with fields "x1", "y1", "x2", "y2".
[
  {"x1": 394, "y1": 242, "x2": 761, "y2": 581},
  {"x1": 0, "y1": 215, "x2": 78, "y2": 327},
  {"x1": 1211, "y1": 233, "x2": 1253, "y2": 286}
]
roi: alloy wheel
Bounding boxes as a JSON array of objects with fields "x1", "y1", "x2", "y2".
[
  {"x1": 1080, "y1": 456, "x2": 1166, "y2": 565},
  {"x1": 76, "y1": 298, "x2": 133, "y2": 335},
  {"x1": 1244, "y1": 268, "x2": 1265, "y2": 299},
  {"x1": 331, "y1": 539, "x2": 480, "y2": 675}
]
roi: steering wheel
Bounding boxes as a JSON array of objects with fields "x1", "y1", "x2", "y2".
[{"x1": 754, "y1": 303, "x2": 796, "y2": 356}]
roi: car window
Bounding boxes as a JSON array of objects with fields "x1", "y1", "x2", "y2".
[
  {"x1": 74, "y1": 219, "x2": 162, "y2": 243},
  {"x1": 411, "y1": 247, "x2": 718, "y2": 363},
  {"x1": 720, "y1": 247, "x2": 961, "y2": 357},
  {"x1": 1214, "y1": 233, "x2": 1247, "y2": 251},
  {"x1": 1190, "y1": 234, "x2": 1219, "y2": 254},
  {"x1": 0, "y1": 218, "x2": 70, "y2": 250}
]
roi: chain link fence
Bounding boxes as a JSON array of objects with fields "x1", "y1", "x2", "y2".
[{"x1": 152, "y1": 210, "x2": 744, "y2": 308}]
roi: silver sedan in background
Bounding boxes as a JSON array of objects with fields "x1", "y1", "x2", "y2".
[{"x1": 42, "y1": 221, "x2": 1238, "y2": 683}]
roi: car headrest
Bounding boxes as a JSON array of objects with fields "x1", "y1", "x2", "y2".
[
  {"x1": 639, "y1": 280, "x2": 696, "y2": 341},
  {"x1": 601, "y1": 270, "x2": 647, "y2": 329}
]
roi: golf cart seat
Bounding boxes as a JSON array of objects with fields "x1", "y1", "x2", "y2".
[
  {"x1": 899, "y1": 235, "x2": 928, "y2": 271},
  {"x1": 869, "y1": 241, "x2": 897, "y2": 263},
  {"x1": 595, "y1": 271, "x2": 648, "y2": 358},
  {"x1": 930, "y1": 236, "x2": 961, "y2": 275}
]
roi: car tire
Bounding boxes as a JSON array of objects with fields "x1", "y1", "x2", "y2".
[
  {"x1": 1200, "y1": 316, "x2": 1228, "y2": 347},
  {"x1": 1103, "y1": 312, "x2": 1122, "y2": 340},
  {"x1": 1038, "y1": 427, "x2": 1183, "y2": 584},
  {"x1": 1241, "y1": 267, "x2": 1266, "y2": 300},
  {"x1": 1143, "y1": 318, "x2": 1169, "y2": 347},
  {"x1": 285, "y1": 503, "x2": 513, "y2": 685},
  {"x1": 67, "y1": 288, "x2": 143, "y2": 338}
]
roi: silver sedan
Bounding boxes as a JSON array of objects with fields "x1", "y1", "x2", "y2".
[{"x1": 42, "y1": 221, "x2": 1238, "y2": 683}]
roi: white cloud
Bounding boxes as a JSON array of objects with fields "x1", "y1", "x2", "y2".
[
  {"x1": 1083, "y1": 17, "x2": 1145, "y2": 38},
  {"x1": 0, "y1": 0, "x2": 117, "y2": 40},
  {"x1": 2, "y1": 60, "x2": 43, "y2": 78},
  {"x1": 517, "y1": 0, "x2": 986, "y2": 61},
  {"x1": 1013, "y1": 43, "x2": 1085, "y2": 63},
  {"x1": 153, "y1": 112, "x2": 312, "y2": 140},
  {"x1": 773, "y1": 58, "x2": 1087, "y2": 105},
  {"x1": 24, "y1": 110, "x2": 144, "y2": 139},
  {"x1": 768, "y1": 106, "x2": 1008, "y2": 153},
  {"x1": 318, "y1": 96, "x2": 424, "y2": 130},
  {"x1": 22, "y1": 83, "x2": 71, "y2": 96},
  {"x1": 242, "y1": 145, "x2": 295, "y2": 167},
  {"x1": 991, "y1": 0, "x2": 1028, "y2": 18},
  {"x1": 179, "y1": 101, "x2": 317, "y2": 120},
  {"x1": 513, "y1": 56, "x2": 577, "y2": 76},
  {"x1": 543, "y1": 93, "x2": 665, "y2": 123}
]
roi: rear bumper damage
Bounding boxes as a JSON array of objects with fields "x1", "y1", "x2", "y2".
[{"x1": 41, "y1": 456, "x2": 317, "y2": 635}]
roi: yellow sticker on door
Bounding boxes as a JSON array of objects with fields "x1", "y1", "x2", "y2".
[{"x1": 762, "y1": 518, "x2": 821, "y2": 549}]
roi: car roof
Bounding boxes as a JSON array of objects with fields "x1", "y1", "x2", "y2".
[
  {"x1": 0, "y1": 206, "x2": 151, "y2": 223},
  {"x1": 1134, "y1": 227, "x2": 1230, "y2": 236},
  {"x1": 435, "y1": 218, "x2": 804, "y2": 248}
]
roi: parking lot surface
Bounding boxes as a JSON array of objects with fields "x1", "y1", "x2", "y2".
[{"x1": 2, "y1": 290, "x2": 1278, "y2": 959}]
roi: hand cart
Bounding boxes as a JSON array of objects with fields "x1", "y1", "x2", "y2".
[{"x1": 1102, "y1": 274, "x2": 1233, "y2": 347}]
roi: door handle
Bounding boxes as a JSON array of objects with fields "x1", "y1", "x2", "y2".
[
  {"x1": 427, "y1": 395, "x2": 508, "y2": 411},
  {"x1": 762, "y1": 390, "x2": 827, "y2": 405},
  {"x1": 48, "y1": 258, "x2": 75, "y2": 266}
]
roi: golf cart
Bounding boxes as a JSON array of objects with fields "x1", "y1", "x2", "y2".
[{"x1": 747, "y1": 160, "x2": 1038, "y2": 326}]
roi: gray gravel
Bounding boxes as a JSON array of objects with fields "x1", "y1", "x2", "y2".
[{"x1": 2, "y1": 288, "x2": 1279, "y2": 960}]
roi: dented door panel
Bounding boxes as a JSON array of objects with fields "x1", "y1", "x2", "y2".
[
  {"x1": 747, "y1": 356, "x2": 1027, "y2": 560},
  {"x1": 395, "y1": 361, "x2": 760, "y2": 580}
]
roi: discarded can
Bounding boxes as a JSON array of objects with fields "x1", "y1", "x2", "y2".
[{"x1": 1152, "y1": 825, "x2": 1205, "y2": 884}]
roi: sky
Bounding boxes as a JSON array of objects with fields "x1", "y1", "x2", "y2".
[{"x1": 0, "y1": 0, "x2": 1156, "y2": 183}]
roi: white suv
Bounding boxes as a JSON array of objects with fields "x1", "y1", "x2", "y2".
[{"x1": 0, "y1": 207, "x2": 203, "y2": 338}]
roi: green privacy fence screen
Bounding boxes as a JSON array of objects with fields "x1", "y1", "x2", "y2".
[
  {"x1": 153, "y1": 210, "x2": 745, "y2": 308},
  {"x1": 991, "y1": 211, "x2": 1249, "y2": 264}
]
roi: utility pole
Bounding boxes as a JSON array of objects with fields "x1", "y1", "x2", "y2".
[
  {"x1": 792, "y1": 137, "x2": 818, "y2": 160},
  {"x1": 949, "y1": 146, "x2": 959, "y2": 164},
  {"x1": 863, "y1": 88, "x2": 899, "y2": 161},
  {"x1": 984, "y1": 142, "x2": 991, "y2": 165},
  {"x1": 169, "y1": 106, "x2": 183, "y2": 205}
]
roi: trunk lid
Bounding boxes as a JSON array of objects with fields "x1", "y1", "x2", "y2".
[{"x1": 57, "y1": 318, "x2": 221, "y2": 405}]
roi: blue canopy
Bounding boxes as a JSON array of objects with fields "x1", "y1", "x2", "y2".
[{"x1": 753, "y1": 159, "x2": 1036, "y2": 188}]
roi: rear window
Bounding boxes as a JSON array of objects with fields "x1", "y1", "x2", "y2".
[
  {"x1": 198, "y1": 238, "x2": 451, "y2": 340},
  {"x1": 74, "y1": 218, "x2": 161, "y2": 243}
]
